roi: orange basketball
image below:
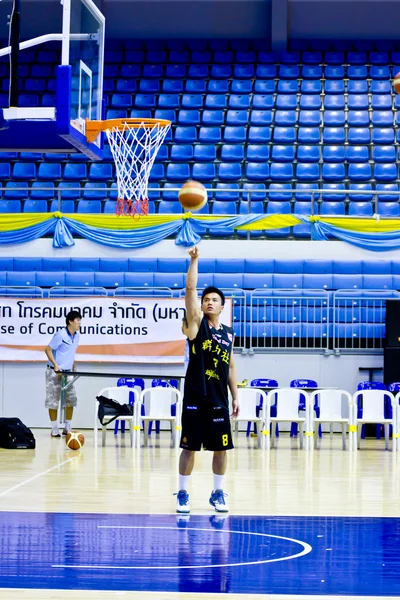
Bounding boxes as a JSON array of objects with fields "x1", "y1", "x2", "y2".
[
  {"x1": 178, "y1": 180, "x2": 208, "y2": 211},
  {"x1": 66, "y1": 431, "x2": 85, "y2": 450},
  {"x1": 393, "y1": 72, "x2": 400, "y2": 94}
]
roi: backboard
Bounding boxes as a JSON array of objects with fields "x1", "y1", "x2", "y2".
[{"x1": 0, "y1": 0, "x2": 105, "y2": 159}]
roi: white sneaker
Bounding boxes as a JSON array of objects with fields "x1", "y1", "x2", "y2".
[
  {"x1": 209, "y1": 489, "x2": 229, "y2": 512},
  {"x1": 175, "y1": 490, "x2": 190, "y2": 513}
]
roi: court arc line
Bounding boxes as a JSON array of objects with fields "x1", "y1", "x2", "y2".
[
  {"x1": 0, "y1": 456, "x2": 78, "y2": 499},
  {"x1": 52, "y1": 525, "x2": 312, "y2": 570}
]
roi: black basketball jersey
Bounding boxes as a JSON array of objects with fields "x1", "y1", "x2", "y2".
[{"x1": 183, "y1": 316, "x2": 234, "y2": 408}]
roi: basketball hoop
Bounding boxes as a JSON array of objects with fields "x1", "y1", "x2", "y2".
[{"x1": 86, "y1": 118, "x2": 171, "y2": 218}]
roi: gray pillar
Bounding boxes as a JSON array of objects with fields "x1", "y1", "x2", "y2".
[{"x1": 271, "y1": 0, "x2": 288, "y2": 51}]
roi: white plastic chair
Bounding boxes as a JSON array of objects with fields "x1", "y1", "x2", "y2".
[
  {"x1": 309, "y1": 390, "x2": 354, "y2": 451},
  {"x1": 353, "y1": 389, "x2": 396, "y2": 450},
  {"x1": 137, "y1": 386, "x2": 182, "y2": 448},
  {"x1": 266, "y1": 388, "x2": 310, "y2": 450},
  {"x1": 233, "y1": 388, "x2": 267, "y2": 448},
  {"x1": 94, "y1": 386, "x2": 138, "y2": 448},
  {"x1": 394, "y1": 392, "x2": 400, "y2": 453}
]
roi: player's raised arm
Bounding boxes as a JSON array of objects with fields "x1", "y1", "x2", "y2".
[{"x1": 185, "y1": 247, "x2": 202, "y2": 331}]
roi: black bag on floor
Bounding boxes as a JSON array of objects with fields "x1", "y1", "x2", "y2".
[
  {"x1": 0, "y1": 417, "x2": 36, "y2": 449},
  {"x1": 96, "y1": 395, "x2": 134, "y2": 426}
]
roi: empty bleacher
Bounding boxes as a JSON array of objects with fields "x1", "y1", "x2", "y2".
[{"x1": 0, "y1": 39, "x2": 400, "y2": 227}]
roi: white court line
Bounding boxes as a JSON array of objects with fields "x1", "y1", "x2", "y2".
[
  {"x1": 0, "y1": 457, "x2": 78, "y2": 499},
  {"x1": 52, "y1": 525, "x2": 312, "y2": 570}
]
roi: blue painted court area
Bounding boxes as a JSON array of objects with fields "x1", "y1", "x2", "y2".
[{"x1": 0, "y1": 512, "x2": 399, "y2": 596}]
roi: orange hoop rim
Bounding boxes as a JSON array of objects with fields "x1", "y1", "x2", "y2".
[{"x1": 85, "y1": 118, "x2": 171, "y2": 143}]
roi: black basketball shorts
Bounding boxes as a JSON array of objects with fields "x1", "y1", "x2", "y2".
[{"x1": 180, "y1": 401, "x2": 234, "y2": 452}]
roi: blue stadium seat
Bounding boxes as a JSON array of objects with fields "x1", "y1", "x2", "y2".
[
  {"x1": 170, "y1": 145, "x2": 193, "y2": 161},
  {"x1": 246, "y1": 163, "x2": 269, "y2": 181},
  {"x1": 376, "y1": 184, "x2": 399, "y2": 202},
  {"x1": 205, "y1": 94, "x2": 227, "y2": 109},
  {"x1": 161, "y1": 184, "x2": 179, "y2": 201},
  {"x1": 111, "y1": 94, "x2": 133, "y2": 109},
  {"x1": 25, "y1": 78, "x2": 46, "y2": 92},
  {"x1": 182, "y1": 94, "x2": 203, "y2": 109},
  {"x1": 371, "y1": 94, "x2": 392, "y2": 110},
  {"x1": 255, "y1": 80, "x2": 275, "y2": 93},
  {"x1": 276, "y1": 94, "x2": 297, "y2": 109},
  {"x1": 239, "y1": 200, "x2": 264, "y2": 216},
  {"x1": 270, "y1": 163, "x2": 293, "y2": 181},
  {"x1": 19, "y1": 94, "x2": 39, "y2": 107},
  {"x1": 30, "y1": 181, "x2": 54, "y2": 199},
  {"x1": 174, "y1": 126, "x2": 197, "y2": 143},
  {"x1": 211, "y1": 65, "x2": 231, "y2": 78},
  {"x1": 298, "y1": 127, "x2": 320, "y2": 143},
  {"x1": 212, "y1": 201, "x2": 237, "y2": 215},
  {"x1": 82, "y1": 182, "x2": 108, "y2": 200},
  {"x1": 130, "y1": 109, "x2": 151, "y2": 120},
  {"x1": 120, "y1": 65, "x2": 140, "y2": 78},
  {"x1": 4, "y1": 182, "x2": 28, "y2": 199},
  {"x1": 302, "y1": 66, "x2": 322, "y2": 79},
  {"x1": 252, "y1": 95, "x2": 274, "y2": 109},
  {"x1": 0, "y1": 200, "x2": 21, "y2": 212},
  {"x1": 226, "y1": 110, "x2": 249, "y2": 125},
  {"x1": 77, "y1": 200, "x2": 102, "y2": 213},
  {"x1": 256, "y1": 65, "x2": 277, "y2": 78},
  {"x1": 193, "y1": 163, "x2": 216, "y2": 181},
  {"x1": 371, "y1": 81, "x2": 392, "y2": 95},
  {"x1": 325, "y1": 51, "x2": 345, "y2": 64},
  {"x1": 191, "y1": 50, "x2": 211, "y2": 64},
  {"x1": 280, "y1": 50, "x2": 300, "y2": 64},
  {"x1": 144, "y1": 65, "x2": 165, "y2": 79},
  {"x1": 300, "y1": 95, "x2": 321, "y2": 109},
  {"x1": 296, "y1": 163, "x2": 320, "y2": 181},
  {"x1": 322, "y1": 184, "x2": 346, "y2": 202},
  {"x1": 224, "y1": 126, "x2": 246, "y2": 143},
  {"x1": 232, "y1": 80, "x2": 252, "y2": 93},
  {"x1": 319, "y1": 202, "x2": 345, "y2": 216},
  {"x1": 322, "y1": 164, "x2": 346, "y2": 181},
  {"x1": 301, "y1": 80, "x2": 322, "y2": 94},
  {"x1": 247, "y1": 145, "x2": 270, "y2": 161},
  {"x1": 348, "y1": 94, "x2": 369, "y2": 109},
  {"x1": 221, "y1": 144, "x2": 244, "y2": 161},
  {"x1": 199, "y1": 127, "x2": 221, "y2": 143},
  {"x1": 348, "y1": 184, "x2": 373, "y2": 202},
  {"x1": 7, "y1": 271, "x2": 36, "y2": 285},
  {"x1": 202, "y1": 110, "x2": 224, "y2": 125},
  {"x1": 348, "y1": 111, "x2": 369, "y2": 126},
  {"x1": 348, "y1": 127, "x2": 370, "y2": 144},
  {"x1": 372, "y1": 128, "x2": 395, "y2": 144},
  {"x1": 346, "y1": 146, "x2": 369, "y2": 162},
  {"x1": 106, "y1": 109, "x2": 128, "y2": 119},
  {"x1": 164, "y1": 80, "x2": 184, "y2": 92},
  {"x1": 273, "y1": 127, "x2": 296, "y2": 144},
  {"x1": 23, "y1": 200, "x2": 47, "y2": 212},
  {"x1": 214, "y1": 50, "x2": 234, "y2": 63},
  {"x1": 378, "y1": 203, "x2": 400, "y2": 216},
  {"x1": 13, "y1": 163, "x2": 36, "y2": 179},
  {"x1": 271, "y1": 145, "x2": 295, "y2": 162},
  {"x1": 279, "y1": 65, "x2": 300, "y2": 79},
  {"x1": 249, "y1": 127, "x2": 271, "y2": 142},
  {"x1": 373, "y1": 146, "x2": 396, "y2": 162},
  {"x1": 215, "y1": 184, "x2": 240, "y2": 201},
  {"x1": 229, "y1": 94, "x2": 251, "y2": 109},
  {"x1": 157, "y1": 201, "x2": 183, "y2": 214},
  {"x1": 303, "y1": 51, "x2": 322, "y2": 64},
  {"x1": 178, "y1": 110, "x2": 200, "y2": 125},
  {"x1": 63, "y1": 163, "x2": 86, "y2": 180},
  {"x1": 324, "y1": 95, "x2": 345, "y2": 109},
  {"x1": 348, "y1": 163, "x2": 372, "y2": 181},
  {"x1": 268, "y1": 183, "x2": 292, "y2": 202},
  {"x1": 149, "y1": 164, "x2": 164, "y2": 181},
  {"x1": 297, "y1": 145, "x2": 319, "y2": 162},
  {"x1": 242, "y1": 183, "x2": 267, "y2": 201},
  {"x1": 348, "y1": 66, "x2": 368, "y2": 79},
  {"x1": 348, "y1": 203, "x2": 373, "y2": 217},
  {"x1": 0, "y1": 162, "x2": 10, "y2": 179},
  {"x1": 274, "y1": 110, "x2": 297, "y2": 126},
  {"x1": 165, "y1": 163, "x2": 189, "y2": 181},
  {"x1": 324, "y1": 111, "x2": 345, "y2": 126},
  {"x1": 57, "y1": 182, "x2": 81, "y2": 199},
  {"x1": 323, "y1": 146, "x2": 346, "y2": 162},
  {"x1": 372, "y1": 111, "x2": 393, "y2": 126},
  {"x1": 194, "y1": 145, "x2": 216, "y2": 161},
  {"x1": 375, "y1": 164, "x2": 398, "y2": 182},
  {"x1": 158, "y1": 94, "x2": 179, "y2": 108},
  {"x1": 325, "y1": 66, "x2": 345, "y2": 79},
  {"x1": 154, "y1": 145, "x2": 168, "y2": 162},
  {"x1": 88, "y1": 163, "x2": 113, "y2": 181},
  {"x1": 118, "y1": 79, "x2": 138, "y2": 93},
  {"x1": 295, "y1": 183, "x2": 319, "y2": 202},
  {"x1": 218, "y1": 163, "x2": 242, "y2": 181},
  {"x1": 348, "y1": 80, "x2": 368, "y2": 94},
  {"x1": 292, "y1": 203, "x2": 312, "y2": 239},
  {"x1": 324, "y1": 80, "x2": 345, "y2": 94},
  {"x1": 370, "y1": 66, "x2": 390, "y2": 80},
  {"x1": 277, "y1": 80, "x2": 298, "y2": 93},
  {"x1": 322, "y1": 127, "x2": 345, "y2": 144},
  {"x1": 170, "y1": 50, "x2": 189, "y2": 63},
  {"x1": 189, "y1": 65, "x2": 209, "y2": 79}
]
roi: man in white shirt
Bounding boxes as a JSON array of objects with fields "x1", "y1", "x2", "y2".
[{"x1": 44, "y1": 310, "x2": 82, "y2": 437}]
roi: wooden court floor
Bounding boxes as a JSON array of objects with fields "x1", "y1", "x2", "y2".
[{"x1": 0, "y1": 429, "x2": 400, "y2": 599}]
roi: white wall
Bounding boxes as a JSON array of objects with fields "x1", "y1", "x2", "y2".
[{"x1": 0, "y1": 351, "x2": 382, "y2": 428}]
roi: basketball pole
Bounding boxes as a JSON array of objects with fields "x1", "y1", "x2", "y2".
[{"x1": 8, "y1": 0, "x2": 21, "y2": 108}]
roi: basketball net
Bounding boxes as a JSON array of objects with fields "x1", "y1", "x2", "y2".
[{"x1": 105, "y1": 120, "x2": 171, "y2": 218}]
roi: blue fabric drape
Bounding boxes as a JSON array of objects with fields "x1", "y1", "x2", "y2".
[
  {"x1": 0, "y1": 218, "x2": 55, "y2": 244},
  {"x1": 305, "y1": 218, "x2": 400, "y2": 252}
]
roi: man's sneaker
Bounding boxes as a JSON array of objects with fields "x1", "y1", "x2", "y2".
[
  {"x1": 174, "y1": 490, "x2": 190, "y2": 513},
  {"x1": 62, "y1": 427, "x2": 71, "y2": 436},
  {"x1": 50, "y1": 430, "x2": 61, "y2": 438},
  {"x1": 209, "y1": 489, "x2": 229, "y2": 513}
]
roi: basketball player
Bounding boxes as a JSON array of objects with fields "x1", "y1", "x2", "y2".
[
  {"x1": 175, "y1": 246, "x2": 239, "y2": 513},
  {"x1": 44, "y1": 310, "x2": 82, "y2": 437}
]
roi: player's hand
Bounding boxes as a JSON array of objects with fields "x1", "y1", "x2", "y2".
[
  {"x1": 188, "y1": 246, "x2": 199, "y2": 260},
  {"x1": 231, "y1": 399, "x2": 240, "y2": 419},
  {"x1": 54, "y1": 364, "x2": 62, "y2": 373}
]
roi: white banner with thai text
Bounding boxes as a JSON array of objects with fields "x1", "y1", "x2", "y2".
[{"x1": 0, "y1": 296, "x2": 232, "y2": 363}]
